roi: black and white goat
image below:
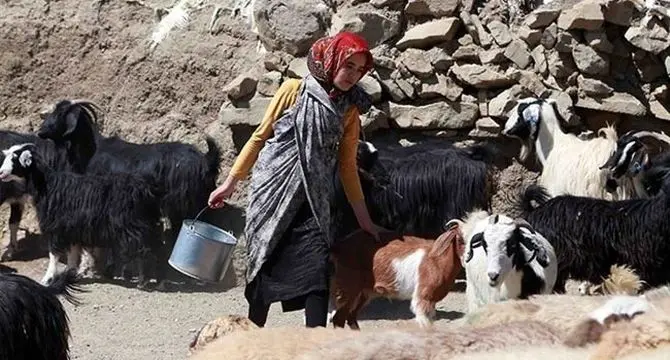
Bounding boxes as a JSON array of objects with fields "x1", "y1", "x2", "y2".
[
  {"x1": 0, "y1": 269, "x2": 84, "y2": 360},
  {"x1": 447, "y1": 210, "x2": 557, "y2": 313},
  {"x1": 601, "y1": 130, "x2": 670, "y2": 198},
  {"x1": 502, "y1": 97, "x2": 636, "y2": 200},
  {"x1": 0, "y1": 131, "x2": 69, "y2": 261},
  {"x1": 36, "y1": 99, "x2": 221, "y2": 238},
  {"x1": 516, "y1": 182, "x2": 670, "y2": 293},
  {"x1": 0, "y1": 143, "x2": 164, "y2": 288},
  {"x1": 334, "y1": 140, "x2": 495, "y2": 239}
]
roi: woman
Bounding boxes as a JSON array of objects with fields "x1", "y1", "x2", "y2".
[{"x1": 208, "y1": 31, "x2": 384, "y2": 328}]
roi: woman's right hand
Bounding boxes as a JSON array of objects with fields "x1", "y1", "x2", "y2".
[{"x1": 208, "y1": 175, "x2": 239, "y2": 209}]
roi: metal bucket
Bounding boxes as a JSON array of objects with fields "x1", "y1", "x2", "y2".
[{"x1": 168, "y1": 206, "x2": 238, "y2": 283}]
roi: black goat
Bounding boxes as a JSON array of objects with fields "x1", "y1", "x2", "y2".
[
  {"x1": 0, "y1": 269, "x2": 84, "y2": 360},
  {"x1": 601, "y1": 129, "x2": 670, "y2": 198},
  {"x1": 516, "y1": 182, "x2": 670, "y2": 293},
  {"x1": 37, "y1": 99, "x2": 221, "y2": 276},
  {"x1": 0, "y1": 143, "x2": 164, "y2": 289},
  {"x1": 334, "y1": 140, "x2": 496, "y2": 239},
  {"x1": 0, "y1": 130, "x2": 70, "y2": 261}
]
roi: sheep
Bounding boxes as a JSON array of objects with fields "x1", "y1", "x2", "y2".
[
  {"x1": 189, "y1": 315, "x2": 259, "y2": 355},
  {"x1": 335, "y1": 140, "x2": 496, "y2": 239},
  {"x1": 514, "y1": 181, "x2": 670, "y2": 293},
  {"x1": 328, "y1": 222, "x2": 466, "y2": 330},
  {"x1": 37, "y1": 99, "x2": 221, "y2": 273},
  {"x1": 0, "y1": 143, "x2": 164, "y2": 289},
  {"x1": 502, "y1": 97, "x2": 636, "y2": 200},
  {"x1": 0, "y1": 268, "x2": 84, "y2": 360},
  {"x1": 578, "y1": 264, "x2": 645, "y2": 296},
  {"x1": 189, "y1": 317, "x2": 565, "y2": 360},
  {"x1": 451, "y1": 211, "x2": 557, "y2": 313},
  {"x1": 600, "y1": 129, "x2": 670, "y2": 198}
]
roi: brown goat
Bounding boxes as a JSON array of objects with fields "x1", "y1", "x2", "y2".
[{"x1": 329, "y1": 225, "x2": 465, "y2": 329}]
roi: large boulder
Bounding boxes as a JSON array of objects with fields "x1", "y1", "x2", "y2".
[
  {"x1": 253, "y1": 0, "x2": 332, "y2": 57},
  {"x1": 329, "y1": 3, "x2": 403, "y2": 48}
]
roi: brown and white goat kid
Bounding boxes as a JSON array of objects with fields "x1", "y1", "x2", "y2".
[{"x1": 328, "y1": 224, "x2": 466, "y2": 329}]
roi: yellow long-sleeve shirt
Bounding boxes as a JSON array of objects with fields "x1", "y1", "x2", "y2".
[{"x1": 229, "y1": 78, "x2": 365, "y2": 204}]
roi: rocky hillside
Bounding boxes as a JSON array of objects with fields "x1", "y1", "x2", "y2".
[{"x1": 1, "y1": 0, "x2": 669, "y2": 286}]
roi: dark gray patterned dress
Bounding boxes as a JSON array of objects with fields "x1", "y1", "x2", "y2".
[{"x1": 243, "y1": 74, "x2": 371, "y2": 310}]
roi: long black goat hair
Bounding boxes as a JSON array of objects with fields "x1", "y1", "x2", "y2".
[{"x1": 0, "y1": 269, "x2": 86, "y2": 360}]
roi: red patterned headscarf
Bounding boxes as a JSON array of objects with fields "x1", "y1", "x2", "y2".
[{"x1": 307, "y1": 32, "x2": 374, "y2": 97}]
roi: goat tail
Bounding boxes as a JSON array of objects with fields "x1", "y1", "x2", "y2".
[
  {"x1": 46, "y1": 268, "x2": 87, "y2": 306},
  {"x1": 465, "y1": 142, "x2": 498, "y2": 164},
  {"x1": 516, "y1": 185, "x2": 551, "y2": 214},
  {"x1": 602, "y1": 264, "x2": 645, "y2": 296},
  {"x1": 204, "y1": 136, "x2": 222, "y2": 181}
]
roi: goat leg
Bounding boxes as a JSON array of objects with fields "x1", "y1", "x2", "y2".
[
  {"x1": 411, "y1": 297, "x2": 435, "y2": 329},
  {"x1": 2, "y1": 202, "x2": 24, "y2": 261},
  {"x1": 42, "y1": 251, "x2": 62, "y2": 285}
]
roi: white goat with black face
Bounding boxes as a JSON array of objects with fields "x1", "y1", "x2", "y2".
[
  {"x1": 502, "y1": 97, "x2": 636, "y2": 200},
  {"x1": 453, "y1": 213, "x2": 557, "y2": 313}
]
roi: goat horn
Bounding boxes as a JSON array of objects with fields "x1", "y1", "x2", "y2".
[
  {"x1": 514, "y1": 218, "x2": 536, "y2": 234},
  {"x1": 630, "y1": 130, "x2": 670, "y2": 149}
]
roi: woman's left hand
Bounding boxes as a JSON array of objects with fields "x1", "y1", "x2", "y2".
[{"x1": 361, "y1": 222, "x2": 389, "y2": 242}]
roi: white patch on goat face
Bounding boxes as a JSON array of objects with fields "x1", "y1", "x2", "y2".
[
  {"x1": 483, "y1": 218, "x2": 517, "y2": 287},
  {"x1": 0, "y1": 144, "x2": 33, "y2": 182},
  {"x1": 362, "y1": 140, "x2": 377, "y2": 155},
  {"x1": 391, "y1": 249, "x2": 425, "y2": 300}
]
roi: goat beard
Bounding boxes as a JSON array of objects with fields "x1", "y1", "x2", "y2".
[{"x1": 518, "y1": 140, "x2": 533, "y2": 163}]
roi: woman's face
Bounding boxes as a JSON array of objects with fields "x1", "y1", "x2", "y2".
[{"x1": 333, "y1": 52, "x2": 369, "y2": 92}]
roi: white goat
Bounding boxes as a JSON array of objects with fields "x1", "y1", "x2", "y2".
[
  {"x1": 502, "y1": 97, "x2": 636, "y2": 200},
  {"x1": 449, "y1": 212, "x2": 557, "y2": 313}
]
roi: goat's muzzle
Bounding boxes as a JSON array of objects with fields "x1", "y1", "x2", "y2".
[
  {"x1": 605, "y1": 177, "x2": 618, "y2": 193},
  {"x1": 488, "y1": 272, "x2": 500, "y2": 287}
]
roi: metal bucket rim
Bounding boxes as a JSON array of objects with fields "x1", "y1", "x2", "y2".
[
  {"x1": 167, "y1": 258, "x2": 222, "y2": 284},
  {"x1": 181, "y1": 219, "x2": 238, "y2": 246}
]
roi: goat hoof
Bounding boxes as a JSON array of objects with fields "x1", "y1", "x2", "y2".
[
  {"x1": 1, "y1": 246, "x2": 17, "y2": 261},
  {"x1": 155, "y1": 280, "x2": 168, "y2": 292}
]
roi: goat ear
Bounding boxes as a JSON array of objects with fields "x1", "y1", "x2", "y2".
[
  {"x1": 444, "y1": 219, "x2": 463, "y2": 231},
  {"x1": 63, "y1": 107, "x2": 80, "y2": 137},
  {"x1": 514, "y1": 218, "x2": 536, "y2": 235},
  {"x1": 519, "y1": 232, "x2": 549, "y2": 267},
  {"x1": 18, "y1": 150, "x2": 32, "y2": 168}
]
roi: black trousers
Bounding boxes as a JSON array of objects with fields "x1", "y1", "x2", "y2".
[{"x1": 244, "y1": 201, "x2": 332, "y2": 327}]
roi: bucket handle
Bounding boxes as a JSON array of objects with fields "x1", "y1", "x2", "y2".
[{"x1": 188, "y1": 204, "x2": 233, "y2": 234}]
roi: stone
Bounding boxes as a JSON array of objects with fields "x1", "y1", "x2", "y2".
[
  {"x1": 219, "y1": 96, "x2": 273, "y2": 127},
  {"x1": 514, "y1": 70, "x2": 549, "y2": 96},
  {"x1": 555, "y1": 30, "x2": 577, "y2": 53},
  {"x1": 263, "y1": 51, "x2": 293, "y2": 73},
  {"x1": 577, "y1": 74, "x2": 613, "y2": 96},
  {"x1": 604, "y1": 0, "x2": 635, "y2": 26},
  {"x1": 541, "y1": 23, "x2": 558, "y2": 49},
  {"x1": 419, "y1": 73, "x2": 455, "y2": 100},
  {"x1": 469, "y1": 117, "x2": 502, "y2": 137},
  {"x1": 458, "y1": 34, "x2": 474, "y2": 46},
  {"x1": 488, "y1": 85, "x2": 534, "y2": 117},
  {"x1": 524, "y1": 8, "x2": 561, "y2": 29},
  {"x1": 329, "y1": 4, "x2": 403, "y2": 48},
  {"x1": 380, "y1": 78, "x2": 408, "y2": 102},
  {"x1": 426, "y1": 47, "x2": 454, "y2": 71},
  {"x1": 487, "y1": 20, "x2": 513, "y2": 46},
  {"x1": 650, "y1": 100, "x2": 670, "y2": 121},
  {"x1": 358, "y1": 74, "x2": 383, "y2": 103},
  {"x1": 517, "y1": 26, "x2": 543, "y2": 48},
  {"x1": 531, "y1": 45, "x2": 548, "y2": 75},
  {"x1": 360, "y1": 105, "x2": 389, "y2": 132},
  {"x1": 632, "y1": 50, "x2": 666, "y2": 83},
  {"x1": 388, "y1": 101, "x2": 479, "y2": 129},
  {"x1": 396, "y1": 17, "x2": 461, "y2": 50},
  {"x1": 257, "y1": 71, "x2": 283, "y2": 97},
  {"x1": 398, "y1": 48, "x2": 434, "y2": 78},
  {"x1": 504, "y1": 39, "x2": 532, "y2": 69},
  {"x1": 611, "y1": 38, "x2": 632, "y2": 58},
  {"x1": 471, "y1": 15, "x2": 493, "y2": 48},
  {"x1": 584, "y1": 30, "x2": 614, "y2": 53},
  {"x1": 404, "y1": 0, "x2": 460, "y2": 17},
  {"x1": 370, "y1": 0, "x2": 404, "y2": 7},
  {"x1": 395, "y1": 77, "x2": 416, "y2": 99},
  {"x1": 557, "y1": 0, "x2": 606, "y2": 31},
  {"x1": 286, "y1": 57, "x2": 308, "y2": 78},
  {"x1": 254, "y1": 0, "x2": 331, "y2": 56},
  {"x1": 572, "y1": 44, "x2": 610, "y2": 76},
  {"x1": 547, "y1": 90, "x2": 580, "y2": 125},
  {"x1": 546, "y1": 51, "x2": 578, "y2": 79},
  {"x1": 453, "y1": 45, "x2": 481, "y2": 62},
  {"x1": 575, "y1": 92, "x2": 647, "y2": 116},
  {"x1": 451, "y1": 64, "x2": 517, "y2": 89},
  {"x1": 624, "y1": 18, "x2": 670, "y2": 55},
  {"x1": 479, "y1": 47, "x2": 508, "y2": 64},
  {"x1": 222, "y1": 73, "x2": 258, "y2": 101},
  {"x1": 665, "y1": 54, "x2": 670, "y2": 78}
]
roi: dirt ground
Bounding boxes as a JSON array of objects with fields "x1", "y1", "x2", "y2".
[{"x1": 0, "y1": 0, "x2": 547, "y2": 359}]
